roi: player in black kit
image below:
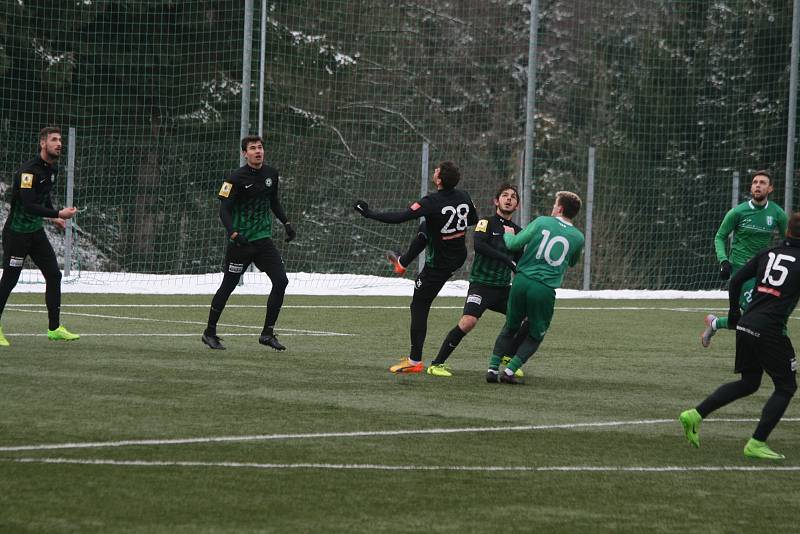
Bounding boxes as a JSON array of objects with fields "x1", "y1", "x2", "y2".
[
  {"x1": 428, "y1": 183, "x2": 529, "y2": 377},
  {"x1": 679, "y1": 212, "x2": 800, "y2": 460},
  {"x1": 202, "y1": 136, "x2": 296, "y2": 351},
  {"x1": 354, "y1": 161, "x2": 478, "y2": 373},
  {"x1": 0, "y1": 127, "x2": 79, "y2": 346}
]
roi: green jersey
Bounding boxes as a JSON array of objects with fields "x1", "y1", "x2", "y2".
[
  {"x1": 504, "y1": 215, "x2": 584, "y2": 288},
  {"x1": 217, "y1": 163, "x2": 285, "y2": 242},
  {"x1": 469, "y1": 214, "x2": 522, "y2": 287},
  {"x1": 714, "y1": 200, "x2": 787, "y2": 267},
  {"x1": 4, "y1": 155, "x2": 60, "y2": 234}
]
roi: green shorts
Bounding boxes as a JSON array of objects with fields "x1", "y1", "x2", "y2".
[{"x1": 505, "y1": 274, "x2": 556, "y2": 341}]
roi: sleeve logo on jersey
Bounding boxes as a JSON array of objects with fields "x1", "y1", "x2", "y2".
[
  {"x1": 475, "y1": 220, "x2": 488, "y2": 233},
  {"x1": 410, "y1": 202, "x2": 421, "y2": 211},
  {"x1": 219, "y1": 181, "x2": 233, "y2": 198},
  {"x1": 466, "y1": 294, "x2": 482, "y2": 305},
  {"x1": 20, "y1": 173, "x2": 34, "y2": 189}
]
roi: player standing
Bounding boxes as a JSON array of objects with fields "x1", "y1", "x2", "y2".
[
  {"x1": 486, "y1": 191, "x2": 584, "y2": 384},
  {"x1": 354, "y1": 161, "x2": 478, "y2": 373},
  {"x1": 0, "y1": 127, "x2": 79, "y2": 346},
  {"x1": 701, "y1": 171, "x2": 787, "y2": 347},
  {"x1": 680, "y1": 213, "x2": 800, "y2": 460},
  {"x1": 427, "y1": 183, "x2": 528, "y2": 377},
  {"x1": 201, "y1": 135, "x2": 296, "y2": 351}
]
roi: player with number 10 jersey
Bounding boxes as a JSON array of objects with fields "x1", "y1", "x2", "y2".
[{"x1": 487, "y1": 191, "x2": 584, "y2": 383}]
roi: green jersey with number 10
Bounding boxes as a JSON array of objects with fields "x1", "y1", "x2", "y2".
[{"x1": 504, "y1": 215, "x2": 585, "y2": 288}]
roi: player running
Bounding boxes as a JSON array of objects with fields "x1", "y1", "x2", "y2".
[
  {"x1": 427, "y1": 183, "x2": 529, "y2": 377},
  {"x1": 701, "y1": 171, "x2": 787, "y2": 347},
  {"x1": 486, "y1": 191, "x2": 584, "y2": 384},
  {"x1": 354, "y1": 161, "x2": 478, "y2": 374},
  {"x1": 680, "y1": 212, "x2": 800, "y2": 460}
]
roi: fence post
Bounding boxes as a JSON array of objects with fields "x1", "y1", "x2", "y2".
[
  {"x1": 582, "y1": 147, "x2": 595, "y2": 291},
  {"x1": 64, "y1": 127, "x2": 76, "y2": 277},
  {"x1": 419, "y1": 143, "x2": 429, "y2": 273}
]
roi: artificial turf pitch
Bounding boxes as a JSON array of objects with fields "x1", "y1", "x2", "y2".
[{"x1": 1, "y1": 294, "x2": 799, "y2": 532}]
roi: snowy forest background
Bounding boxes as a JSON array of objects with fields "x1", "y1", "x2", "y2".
[{"x1": 0, "y1": 0, "x2": 797, "y2": 289}]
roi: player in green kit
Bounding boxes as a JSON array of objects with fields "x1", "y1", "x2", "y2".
[
  {"x1": 701, "y1": 171, "x2": 787, "y2": 347},
  {"x1": 486, "y1": 191, "x2": 584, "y2": 384}
]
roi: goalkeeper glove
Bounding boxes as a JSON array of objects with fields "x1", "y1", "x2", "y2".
[
  {"x1": 719, "y1": 260, "x2": 732, "y2": 280},
  {"x1": 353, "y1": 200, "x2": 372, "y2": 218},
  {"x1": 284, "y1": 222, "x2": 296, "y2": 243},
  {"x1": 231, "y1": 233, "x2": 249, "y2": 247}
]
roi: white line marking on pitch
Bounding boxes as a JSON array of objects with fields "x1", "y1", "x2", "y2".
[
  {"x1": 6, "y1": 333, "x2": 344, "y2": 337},
  {"x1": 2, "y1": 418, "x2": 798, "y2": 453},
  {"x1": 5, "y1": 308, "x2": 351, "y2": 336},
  {"x1": 7, "y1": 458, "x2": 800, "y2": 472}
]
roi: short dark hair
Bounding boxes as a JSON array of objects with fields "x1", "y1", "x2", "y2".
[
  {"x1": 788, "y1": 212, "x2": 800, "y2": 239},
  {"x1": 39, "y1": 126, "x2": 61, "y2": 141},
  {"x1": 494, "y1": 183, "x2": 519, "y2": 200},
  {"x1": 752, "y1": 170, "x2": 772, "y2": 184},
  {"x1": 556, "y1": 191, "x2": 582, "y2": 219},
  {"x1": 241, "y1": 135, "x2": 264, "y2": 152},
  {"x1": 437, "y1": 161, "x2": 460, "y2": 189}
]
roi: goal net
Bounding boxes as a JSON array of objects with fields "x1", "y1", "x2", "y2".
[{"x1": 0, "y1": 0, "x2": 797, "y2": 291}]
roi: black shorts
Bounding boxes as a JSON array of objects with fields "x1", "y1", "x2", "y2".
[
  {"x1": 462, "y1": 282, "x2": 510, "y2": 318},
  {"x1": 223, "y1": 237, "x2": 285, "y2": 278},
  {"x1": 412, "y1": 266, "x2": 454, "y2": 302},
  {"x1": 2, "y1": 228, "x2": 58, "y2": 270},
  {"x1": 735, "y1": 327, "x2": 797, "y2": 388}
]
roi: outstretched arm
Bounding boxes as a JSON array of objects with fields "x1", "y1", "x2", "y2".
[{"x1": 353, "y1": 200, "x2": 421, "y2": 224}]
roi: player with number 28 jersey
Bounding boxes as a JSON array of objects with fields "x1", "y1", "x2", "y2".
[{"x1": 353, "y1": 161, "x2": 478, "y2": 374}]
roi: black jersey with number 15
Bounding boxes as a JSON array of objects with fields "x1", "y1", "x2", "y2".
[
  {"x1": 411, "y1": 188, "x2": 478, "y2": 271},
  {"x1": 732, "y1": 238, "x2": 800, "y2": 335}
]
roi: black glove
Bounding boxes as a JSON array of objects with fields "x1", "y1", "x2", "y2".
[
  {"x1": 232, "y1": 233, "x2": 249, "y2": 247},
  {"x1": 353, "y1": 200, "x2": 372, "y2": 218},
  {"x1": 719, "y1": 260, "x2": 732, "y2": 280},
  {"x1": 284, "y1": 222, "x2": 296, "y2": 243}
]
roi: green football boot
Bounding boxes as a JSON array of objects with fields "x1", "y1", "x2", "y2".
[
  {"x1": 501, "y1": 356, "x2": 524, "y2": 378},
  {"x1": 679, "y1": 409, "x2": 702, "y2": 448},
  {"x1": 743, "y1": 438, "x2": 785, "y2": 460},
  {"x1": 0, "y1": 326, "x2": 9, "y2": 347},
  {"x1": 427, "y1": 363, "x2": 453, "y2": 377},
  {"x1": 47, "y1": 325, "x2": 80, "y2": 341}
]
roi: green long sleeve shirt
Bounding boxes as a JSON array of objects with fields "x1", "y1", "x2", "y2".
[{"x1": 714, "y1": 200, "x2": 787, "y2": 267}]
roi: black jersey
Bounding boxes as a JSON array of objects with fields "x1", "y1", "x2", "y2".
[
  {"x1": 731, "y1": 238, "x2": 800, "y2": 336},
  {"x1": 217, "y1": 164, "x2": 286, "y2": 241},
  {"x1": 469, "y1": 214, "x2": 522, "y2": 286},
  {"x1": 5, "y1": 155, "x2": 59, "y2": 233},
  {"x1": 411, "y1": 189, "x2": 478, "y2": 271}
]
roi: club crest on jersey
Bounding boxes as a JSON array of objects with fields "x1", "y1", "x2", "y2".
[
  {"x1": 265, "y1": 178, "x2": 273, "y2": 187},
  {"x1": 767, "y1": 216, "x2": 773, "y2": 226}
]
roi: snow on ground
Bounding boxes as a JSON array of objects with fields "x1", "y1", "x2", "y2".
[{"x1": 9, "y1": 269, "x2": 728, "y2": 299}]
